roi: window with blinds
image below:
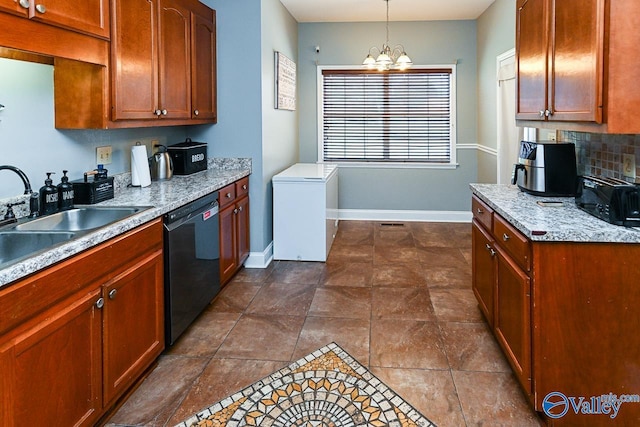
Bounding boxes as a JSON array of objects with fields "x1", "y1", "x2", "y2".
[{"x1": 320, "y1": 68, "x2": 455, "y2": 164}]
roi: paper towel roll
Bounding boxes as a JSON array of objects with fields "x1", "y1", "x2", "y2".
[{"x1": 131, "y1": 144, "x2": 151, "y2": 187}]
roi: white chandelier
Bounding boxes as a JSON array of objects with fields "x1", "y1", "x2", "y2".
[{"x1": 362, "y1": 0, "x2": 413, "y2": 71}]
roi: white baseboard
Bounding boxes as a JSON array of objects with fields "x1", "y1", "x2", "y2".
[
  {"x1": 338, "y1": 208, "x2": 472, "y2": 223},
  {"x1": 245, "y1": 209, "x2": 471, "y2": 269},
  {"x1": 244, "y1": 241, "x2": 274, "y2": 269}
]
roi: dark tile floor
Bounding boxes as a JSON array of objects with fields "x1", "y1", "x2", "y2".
[{"x1": 106, "y1": 221, "x2": 543, "y2": 427}]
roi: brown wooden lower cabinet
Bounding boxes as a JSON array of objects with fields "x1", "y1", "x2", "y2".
[
  {"x1": 219, "y1": 177, "x2": 250, "y2": 285},
  {"x1": 472, "y1": 195, "x2": 640, "y2": 426},
  {"x1": 0, "y1": 219, "x2": 164, "y2": 426}
]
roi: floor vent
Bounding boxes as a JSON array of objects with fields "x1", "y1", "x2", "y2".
[{"x1": 380, "y1": 222, "x2": 405, "y2": 227}]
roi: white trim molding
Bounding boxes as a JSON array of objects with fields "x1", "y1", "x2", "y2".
[
  {"x1": 244, "y1": 241, "x2": 274, "y2": 269},
  {"x1": 476, "y1": 144, "x2": 498, "y2": 156},
  {"x1": 339, "y1": 209, "x2": 472, "y2": 223}
]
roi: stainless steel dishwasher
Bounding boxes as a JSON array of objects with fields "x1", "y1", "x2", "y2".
[{"x1": 163, "y1": 191, "x2": 220, "y2": 345}]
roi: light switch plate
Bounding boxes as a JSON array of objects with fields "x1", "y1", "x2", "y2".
[
  {"x1": 97, "y1": 146, "x2": 112, "y2": 165},
  {"x1": 623, "y1": 153, "x2": 636, "y2": 179}
]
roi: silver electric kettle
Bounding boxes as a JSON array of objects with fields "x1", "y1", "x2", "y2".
[{"x1": 149, "y1": 144, "x2": 173, "y2": 181}]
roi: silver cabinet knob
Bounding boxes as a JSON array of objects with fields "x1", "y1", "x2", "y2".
[
  {"x1": 545, "y1": 109, "x2": 552, "y2": 117},
  {"x1": 233, "y1": 208, "x2": 238, "y2": 214},
  {"x1": 476, "y1": 207, "x2": 483, "y2": 214},
  {"x1": 539, "y1": 110, "x2": 545, "y2": 117},
  {"x1": 485, "y1": 243, "x2": 496, "y2": 257},
  {"x1": 194, "y1": 109, "x2": 199, "y2": 116},
  {"x1": 108, "y1": 289, "x2": 117, "y2": 300},
  {"x1": 242, "y1": 184, "x2": 247, "y2": 190},
  {"x1": 238, "y1": 206, "x2": 243, "y2": 212},
  {"x1": 226, "y1": 192, "x2": 232, "y2": 198},
  {"x1": 503, "y1": 233, "x2": 510, "y2": 241},
  {"x1": 161, "y1": 109, "x2": 168, "y2": 116},
  {"x1": 35, "y1": 3, "x2": 46, "y2": 13},
  {"x1": 95, "y1": 297, "x2": 104, "y2": 309},
  {"x1": 18, "y1": 0, "x2": 29, "y2": 9},
  {"x1": 154, "y1": 109, "x2": 162, "y2": 116}
]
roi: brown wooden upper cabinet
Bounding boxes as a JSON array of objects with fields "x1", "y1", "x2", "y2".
[
  {"x1": 0, "y1": 0, "x2": 110, "y2": 39},
  {"x1": 110, "y1": 0, "x2": 216, "y2": 124},
  {"x1": 516, "y1": 0, "x2": 604, "y2": 123},
  {"x1": 516, "y1": 0, "x2": 640, "y2": 134}
]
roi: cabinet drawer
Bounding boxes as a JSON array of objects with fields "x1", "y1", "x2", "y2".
[
  {"x1": 493, "y1": 215, "x2": 531, "y2": 272},
  {"x1": 219, "y1": 183, "x2": 236, "y2": 208},
  {"x1": 472, "y1": 195, "x2": 493, "y2": 230},
  {"x1": 236, "y1": 177, "x2": 249, "y2": 198}
]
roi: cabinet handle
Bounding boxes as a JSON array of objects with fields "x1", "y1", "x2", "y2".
[
  {"x1": 194, "y1": 109, "x2": 199, "y2": 116},
  {"x1": 545, "y1": 109, "x2": 552, "y2": 117},
  {"x1": 95, "y1": 297, "x2": 104, "y2": 309},
  {"x1": 539, "y1": 110, "x2": 545, "y2": 117},
  {"x1": 242, "y1": 184, "x2": 247, "y2": 190},
  {"x1": 161, "y1": 109, "x2": 168, "y2": 116},
  {"x1": 35, "y1": 3, "x2": 45, "y2": 13},
  {"x1": 226, "y1": 192, "x2": 232, "y2": 198},
  {"x1": 108, "y1": 289, "x2": 117, "y2": 300},
  {"x1": 233, "y1": 208, "x2": 238, "y2": 214},
  {"x1": 485, "y1": 243, "x2": 496, "y2": 257},
  {"x1": 18, "y1": 0, "x2": 29, "y2": 9},
  {"x1": 238, "y1": 206, "x2": 243, "y2": 212},
  {"x1": 503, "y1": 233, "x2": 510, "y2": 241},
  {"x1": 476, "y1": 207, "x2": 483, "y2": 214},
  {"x1": 154, "y1": 109, "x2": 162, "y2": 116}
]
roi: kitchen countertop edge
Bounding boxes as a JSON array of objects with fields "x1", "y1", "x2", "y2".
[
  {"x1": 470, "y1": 183, "x2": 640, "y2": 244},
  {"x1": 0, "y1": 167, "x2": 251, "y2": 288}
]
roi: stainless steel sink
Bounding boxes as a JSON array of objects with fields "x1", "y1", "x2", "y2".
[
  {"x1": 0, "y1": 231, "x2": 75, "y2": 266},
  {"x1": 15, "y1": 206, "x2": 147, "y2": 232}
]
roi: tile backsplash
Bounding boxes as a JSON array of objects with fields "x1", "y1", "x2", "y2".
[{"x1": 558, "y1": 131, "x2": 640, "y2": 182}]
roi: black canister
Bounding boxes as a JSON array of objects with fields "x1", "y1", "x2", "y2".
[
  {"x1": 39, "y1": 172, "x2": 59, "y2": 216},
  {"x1": 57, "y1": 170, "x2": 74, "y2": 211}
]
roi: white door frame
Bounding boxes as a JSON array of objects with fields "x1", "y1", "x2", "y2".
[{"x1": 496, "y1": 48, "x2": 516, "y2": 185}]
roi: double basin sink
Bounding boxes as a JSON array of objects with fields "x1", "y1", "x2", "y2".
[{"x1": 0, "y1": 206, "x2": 150, "y2": 268}]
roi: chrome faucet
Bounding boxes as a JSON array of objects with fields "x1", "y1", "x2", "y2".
[{"x1": 0, "y1": 165, "x2": 39, "y2": 218}]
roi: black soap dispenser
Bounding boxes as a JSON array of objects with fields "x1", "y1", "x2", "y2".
[
  {"x1": 58, "y1": 170, "x2": 74, "y2": 211},
  {"x1": 39, "y1": 172, "x2": 59, "y2": 216}
]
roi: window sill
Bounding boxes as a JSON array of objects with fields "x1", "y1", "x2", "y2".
[{"x1": 319, "y1": 161, "x2": 459, "y2": 169}]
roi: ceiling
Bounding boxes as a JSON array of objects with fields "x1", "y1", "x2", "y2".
[{"x1": 279, "y1": 0, "x2": 497, "y2": 23}]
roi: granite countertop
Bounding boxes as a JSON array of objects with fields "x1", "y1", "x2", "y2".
[
  {"x1": 0, "y1": 162, "x2": 251, "y2": 288},
  {"x1": 470, "y1": 183, "x2": 640, "y2": 243}
]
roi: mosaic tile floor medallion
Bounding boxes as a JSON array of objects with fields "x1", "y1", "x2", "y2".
[{"x1": 176, "y1": 342, "x2": 436, "y2": 427}]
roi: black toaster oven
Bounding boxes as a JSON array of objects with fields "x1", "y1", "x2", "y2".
[{"x1": 575, "y1": 176, "x2": 640, "y2": 226}]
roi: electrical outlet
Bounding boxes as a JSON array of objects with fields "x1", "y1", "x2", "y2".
[
  {"x1": 97, "y1": 146, "x2": 112, "y2": 165},
  {"x1": 623, "y1": 153, "x2": 636, "y2": 179}
]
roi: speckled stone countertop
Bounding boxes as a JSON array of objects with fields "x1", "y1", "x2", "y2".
[
  {"x1": 470, "y1": 183, "x2": 640, "y2": 243},
  {"x1": 0, "y1": 159, "x2": 251, "y2": 288}
]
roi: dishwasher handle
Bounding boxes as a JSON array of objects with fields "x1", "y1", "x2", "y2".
[{"x1": 164, "y1": 192, "x2": 219, "y2": 231}]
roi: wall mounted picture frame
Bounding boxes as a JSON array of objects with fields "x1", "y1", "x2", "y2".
[{"x1": 275, "y1": 51, "x2": 296, "y2": 111}]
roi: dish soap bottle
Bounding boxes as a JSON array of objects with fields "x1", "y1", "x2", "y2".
[
  {"x1": 57, "y1": 170, "x2": 74, "y2": 211},
  {"x1": 39, "y1": 172, "x2": 59, "y2": 216}
]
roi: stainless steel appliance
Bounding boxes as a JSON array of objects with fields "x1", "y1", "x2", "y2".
[
  {"x1": 575, "y1": 176, "x2": 640, "y2": 226},
  {"x1": 512, "y1": 141, "x2": 577, "y2": 196},
  {"x1": 149, "y1": 144, "x2": 174, "y2": 181},
  {"x1": 163, "y1": 192, "x2": 220, "y2": 345}
]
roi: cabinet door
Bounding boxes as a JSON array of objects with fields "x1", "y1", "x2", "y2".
[
  {"x1": 549, "y1": 0, "x2": 604, "y2": 122},
  {"x1": 157, "y1": 0, "x2": 191, "y2": 119},
  {"x1": 0, "y1": 288, "x2": 102, "y2": 426},
  {"x1": 219, "y1": 203, "x2": 238, "y2": 285},
  {"x1": 237, "y1": 196, "x2": 250, "y2": 267},
  {"x1": 494, "y1": 247, "x2": 532, "y2": 394},
  {"x1": 111, "y1": 0, "x2": 158, "y2": 120},
  {"x1": 516, "y1": 0, "x2": 548, "y2": 120},
  {"x1": 471, "y1": 220, "x2": 496, "y2": 326},
  {"x1": 191, "y1": 8, "x2": 216, "y2": 121},
  {"x1": 102, "y1": 251, "x2": 164, "y2": 406},
  {"x1": 29, "y1": 0, "x2": 110, "y2": 39},
  {"x1": 0, "y1": 0, "x2": 29, "y2": 16}
]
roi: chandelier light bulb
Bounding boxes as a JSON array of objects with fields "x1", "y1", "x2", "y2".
[{"x1": 362, "y1": 0, "x2": 412, "y2": 71}]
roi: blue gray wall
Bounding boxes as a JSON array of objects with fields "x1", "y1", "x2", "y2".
[
  {"x1": 298, "y1": 20, "x2": 478, "y2": 213},
  {"x1": 194, "y1": 0, "x2": 298, "y2": 262},
  {"x1": 476, "y1": 0, "x2": 516, "y2": 183},
  {"x1": 0, "y1": 58, "x2": 186, "y2": 198}
]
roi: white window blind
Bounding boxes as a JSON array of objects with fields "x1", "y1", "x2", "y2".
[{"x1": 321, "y1": 68, "x2": 454, "y2": 164}]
